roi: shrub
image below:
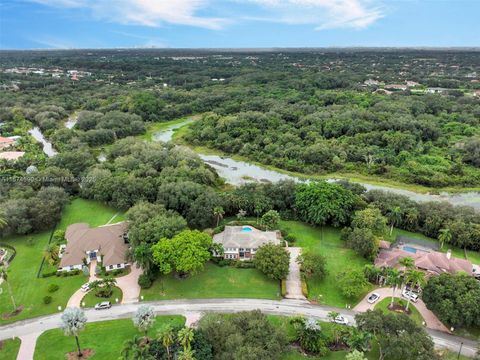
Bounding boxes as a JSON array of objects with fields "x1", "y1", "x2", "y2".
[
  {"x1": 285, "y1": 234, "x2": 297, "y2": 243},
  {"x1": 43, "y1": 296, "x2": 52, "y2": 304},
  {"x1": 235, "y1": 260, "x2": 255, "y2": 269},
  {"x1": 281, "y1": 279, "x2": 287, "y2": 297},
  {"x1": 42, "y1": 270, "x2": 58, "y2": 278},
  {"x1": 301, "y1": 279, "x2": 309, "y2": 297},
  {"x1": 52, "y1": 229, "x2": 66, "y2": 243},
  {"x1": 138, "y1": 273, "x2": 153, "y2": 289},
  {"x1": 48, "y1": 284, "x2": 59, "y2": 293}
]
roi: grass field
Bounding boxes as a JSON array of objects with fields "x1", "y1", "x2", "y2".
[
  {"x1": 0, "y1": 337, "x2": 21, "y2": 360},
  {"x1": 280, "y1": 221, "x2": 373, "y2": 308},
  {"x1": 374, "y1": 298, "x2": 424, "y2": 326},
  {"x1": 141, "y1": 262, "x2": 281, "y2": 301},
  {"x1": 34, "y1": 316, "x2": 185, "y2": 360},
  {"x1": 81, "y1": 287, "x2": 123, "y2": 308},
  {"x1": 0, "y1": 199, "x2": 124, "y2": 325}
]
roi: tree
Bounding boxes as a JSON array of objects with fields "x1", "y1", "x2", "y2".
[
  {"x1": 60, "y1": 307, "x2": 87, "y2": 358},
  {"x1": 345, "y1": 350, "x2": 368, "y2": 360},
  {"x1": 199, "y1": 310, "x2": 287, "y2": 360},
  {"x1": 133, "y1": 305, "x2": 155, "y2": 339},
  {"x1": 385, "y1": 268, "x2": 403, "y2": 308},
  {"x1": 177, "y1": 348, "x2": 196, "y2": 360},
  {"x1": 437, "y1": 228, "x2": 452, "y2": 250},
  {"x1": 297, "y1": 252, "x2": 328, "y2": 279},
  {"x1": 327, "y1": 311, "x2": 341, "y2": 346},
  {"x1": 351, "y1": 207, "x2": 387, "y2": 236},
  {"x1": 44, "y1": 244, "x2": 60, "y2": 265},
  {"x1": 387, "y1": 206, "x2": 403, "y2": 235},
  {"x1": 356, "y1": 309, "x2": 437, "y2": 360},
  {"x1": 337, "y1": 270, "x2": 369, "y2": 299},
  {"x1": 422, "y1": 273, "x2": 480, "y2": 328},
  {"x1": 344, "y1": 227, "x2": 378, "y2": 260},
  {"x1": 291, "y1": 317, "x2": 328, "y2": 355},
  {"x1": 121, "y1": 335, "x2": 143, "y2": 360},
  {"x1": 0, "y1": 267, "x2": 16, "y2": 311},
  {"x1": 261, "y1": 210, "x2": 281, "y2": 230},
  {"x1": 404, "y1": 269, "x2": 425, "y2": 311},
  {"x1": 254, "y1": 244, "x2": 290, "y2": 280},
  {"x1": 213, "y1": 206, "x2": 225, "y2": 227},
  {"x1": 152, "y1": 230, "x2": 213, "y2": 276},
  {"x1": 133, "y1": 243, "x2": 154, "y2": 273},
  {"x1": 157, "y1": 325, "x2": 175, "y2": 360},
  {"x1": 178, "y1": 327, "x2": 195, "y2": 351},
  {"x1": 295, "y1": 182, "x2": 358, "y2": 227},
  {"x1": 0, "y1": 214, "x2": 7, "y2": 231},
  {"x1": 399, "y1": 256, "x2": 415, "y2": 273}
]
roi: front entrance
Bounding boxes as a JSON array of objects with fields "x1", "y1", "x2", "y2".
[{"x1": 89, "y1": 251, "x2": 97, "y2": 260}]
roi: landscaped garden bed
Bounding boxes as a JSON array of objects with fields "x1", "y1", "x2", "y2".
[{"x1": 81, "y1": 286, "x2": 123, "y2": 308}]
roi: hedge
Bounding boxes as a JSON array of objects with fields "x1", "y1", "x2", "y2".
[
  {"x1": 281, "y1": 279, "x2": 287, "y2": 297},
  {"x1": 301, "y1": 279, "x2": 309, "y2": 298}
]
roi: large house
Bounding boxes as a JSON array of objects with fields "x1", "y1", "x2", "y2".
[
  {"x1": 375, "y1": 242, "x2": 473, "y2": 277},
  {"x1": 59, "y1": 222, "x2": 129, "y2": 272},
  {"x1": 0, "y1": 136, "x2": 15, "y2": 150},
  {"x1": 213, "y1": 225, "x2": 281, "y2": 260}
]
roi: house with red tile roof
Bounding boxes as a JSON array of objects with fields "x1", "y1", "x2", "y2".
[{"x1": 0, "y1": 136, "x2": 15, "y2": 150}]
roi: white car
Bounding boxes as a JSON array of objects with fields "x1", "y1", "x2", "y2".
[
  {"x1": 80, "y1": 283, "x2": 90, "y2": 292},
  {"x1": 333, "y1": 315, "x2": 349, "y2": 325},
  {"x1": 367, "y1": 293, "x2": 380, "y2": 304},
  {"x1": 402, "y1": 289, "x2": 419, "y2": 302},
  {"x1": 95, "y1": 301, "x2": 111, "y2": 310}
]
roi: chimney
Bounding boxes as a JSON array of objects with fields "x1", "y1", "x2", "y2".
[{"x1": 446, "y1": 249, "x2": 452, "y2": 260}]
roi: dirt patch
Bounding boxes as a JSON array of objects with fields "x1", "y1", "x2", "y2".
[
  {"x1": 65, "y1": 348, "x2": 95, "y2": 360},
  {"x1": 388, "y1": 303, "x2": 412, "y2": 315},
  {"x1": 2, "y1": 305, "x2": 24, "y2": 319}
]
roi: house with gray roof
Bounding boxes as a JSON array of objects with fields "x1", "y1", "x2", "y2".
[
  {"x1": 59, "y1": 222, "x2": 129, "y2": 272},
  {"x1": 213, "y1": 225, "x2": 281, "y2": 260}
]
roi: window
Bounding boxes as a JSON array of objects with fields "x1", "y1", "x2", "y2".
[{"x1": 109, "y1": 265, "x2": 113, "y2": 269}]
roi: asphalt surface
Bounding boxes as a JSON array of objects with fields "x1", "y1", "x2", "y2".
[{"x1": 0, "y1": 298, "x2": 477, "y2": 357}]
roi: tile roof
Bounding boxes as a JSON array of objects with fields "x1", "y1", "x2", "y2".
[
  {"x1": 0, "y1": 151, "x2": 25, "y2": 161},
  {"x1": 60, "y1": 222, "x2": 128, "y2": 268},
  {"x1": 213, "y1": 226, "x2": 281, "y2": 249}
]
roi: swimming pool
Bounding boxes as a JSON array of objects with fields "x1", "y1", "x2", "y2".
[
  {"x1": 403, "y1": 246, "x2": 418, "y2": 254},
  {"x1": 241, "y1": 226, "x2": 253, "y2": 232}
]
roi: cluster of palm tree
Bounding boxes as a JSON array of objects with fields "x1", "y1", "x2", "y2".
[
  {"x1": 121, "y1": 325, "x2": 196, "y2": 360},
  {"x1": 43, "y1": 243, "x2": 60, "y2": 265},
  {"x1": 385, "y1": 257, "x2": 425, "y2": 312}
]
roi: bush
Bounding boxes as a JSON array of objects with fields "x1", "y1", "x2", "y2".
[
  {"x1": 47, "y1": 284, "x2": 59, "y2": 293},
  {"x1": 42, "y1": 270, "x2": 58, "y2": 278},
  {"x1": 301, "y1": 279, "x2": 309, "y2": 297},
  {"x1": 285, "y1": 234, "x2": 297, "y2": 243},
  {"x1": 211, "y1": 257, "x2": 232, "y2": 267},
  {"x1": 43, "y1": 296, "x2": 52, "y2": 304},
  {"x1": 52, "y1": 229, "x2": 65, "y2": 243},
  {"x1": 138, "y1": 273, "x2": 153, "y2": 289},
  {"x1": 281, "y1": 279, "x2": 287, "y2": 297},
  {"x1": 235, "y1": 260, "x2": 255, "y2": 269}
]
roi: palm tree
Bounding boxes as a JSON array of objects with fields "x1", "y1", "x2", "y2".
[
  {"x1": 438, "y1": 228, "x2": 452, "y2": 250},
  {"x1": 213, "y1": 206, "x2": 225, "y2": 227},
  {"x1": 60, "y1": 308, "x2": 87, "y2": 357},
  {"x1": 177, "y1": 348, "x2": 196, "y2": 360},
  {"x1": 101, "y1": 277, "x2": 117, "y2": 297},
  {"x1": 121, "y1": 335, "x2": 143, "y2": 360},
  {"x1": 404, "y1": 269, "x2": 425, "y2": 311},
  {"x1": 131, "y1": 344, "x2": 154, "y2": 360},
  {"x1": 133, "y1": 244, "x2": 154, "y2": 272},
  {"x1": 157, "y1": 325, "x2": 175, "y2": 360},
  {"x1": 385, "y1": 268, "x2": 402, "y2": 308},
  {"x1": 388, "y1": 206, "x2": 403, "y2": 235},
  {"x1": 0, "y1": 267, "x2": 16, "y2": 311},
  {"x1": 177, "y1": 327, "x2": 194, "y2": 352},
  {"x1": 0, "y1": 214, "x2": 7, "y2": 231},
  {"x1": 328, "y1": 311, "x2": 341, "y2": 345}
]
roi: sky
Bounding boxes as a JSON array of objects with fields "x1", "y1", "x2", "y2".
[{"x1": 0, "y1": 0, "x2": 479, "y2": 49}]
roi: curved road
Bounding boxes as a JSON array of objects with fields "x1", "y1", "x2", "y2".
[{"x1": 0, "y1": 298, "x2": 477, "y2": 357}]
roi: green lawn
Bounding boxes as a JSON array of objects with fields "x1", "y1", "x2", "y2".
[
  {"x1": 34, "y1": 316, "x2": 185, "y2": 360},
  {"x1": 0, "y1": 199, "x2": 124, "y2": 325},
  {"x1": 281, "y1": 221, "x2": 373, "y2": 307},
  {"x1": 141, "y1": 115, "x2": 198, "y2": 141},
  {"x1": 0, "y1": 337, "x2": 21, "y2": 360},
  {"x1": 81, "y1": 287, "x2": 123, "y2": 308},
  {"x1": 374, "y1": 298, "x2": 424, "y2": 326},
  {"x1": 141, "y1": 262, "x2": 280, "y2": 301}
]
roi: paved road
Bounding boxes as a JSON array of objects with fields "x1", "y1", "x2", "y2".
[{"x1": 0, "y1": 298, "x2": 477, "y2": 357}]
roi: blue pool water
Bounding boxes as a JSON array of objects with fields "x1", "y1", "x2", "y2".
[
  {"x1": 241, "y1": 226, "x2": 253, "y2": 232},
  {"x1": 403, "y1": 246, "x2": 418, "y2": 254}
]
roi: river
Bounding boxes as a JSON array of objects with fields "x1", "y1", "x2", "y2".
[
  {"x1": 28, "y1": 127, "x2": 57, "y2": 157},
  {"x1": 152, "y1": 119, "x2": 480, "y2": 211}
]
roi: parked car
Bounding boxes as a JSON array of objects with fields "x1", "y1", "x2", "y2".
[
  {"x1": 333, "y1": 315, "x2": 349, "y2": 325},
  {"x1": 94, "y1": 301, "x2": 111, "y2": 310},
  {"x1": 367, "y1": 293, "x2": 380, "y2": 304},
  {"x1": 80, "y1": 283, "x2": 90, "y2": 292},
  {"x1": 402, "y1": 289, "x2": 419, "y2": 302}
]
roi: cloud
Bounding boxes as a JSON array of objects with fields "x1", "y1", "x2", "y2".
[
  {"x1": 245, "y1": 0, "x2": 384, "y2": 29},
  {"x1": 30, "y1": 0, "x2": 228, "y2": 30}
]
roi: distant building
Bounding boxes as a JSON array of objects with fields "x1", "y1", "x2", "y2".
[
  {"x1": 213, "y1": 225, "x2": 281, "y2": 260},
  {"x1": 0, "y1": 151, "x2": 25, "y2": 161},
  {"x1": 364, "y1": 79, "x2": 381, "y2": 86},
  {"x1": 384, "y1": 84, "x2": 408, "y2": 91},
  {"x1": 426, "y1": 87, "x2": 449, "y2": 94},
  {"x1": 0, "y1": 136, "x2": 15, "y2": 150},
  {"x1": 406, "y1": 80, "x2": 420, "y2": 87}
]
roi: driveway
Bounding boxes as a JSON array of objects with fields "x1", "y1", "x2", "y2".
[
  {"x1": 66, "y1": 260, "x2": 99, "y2": 308},
  {"x1": 0, "y1": 299, "x2": 476, "y2": 358},
  {"x1": 354, "y1": 287, "x2": 450, "y2": 333},
  {"x1": 285, "y1": 247, "x2": 306, "y2": 300}
]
